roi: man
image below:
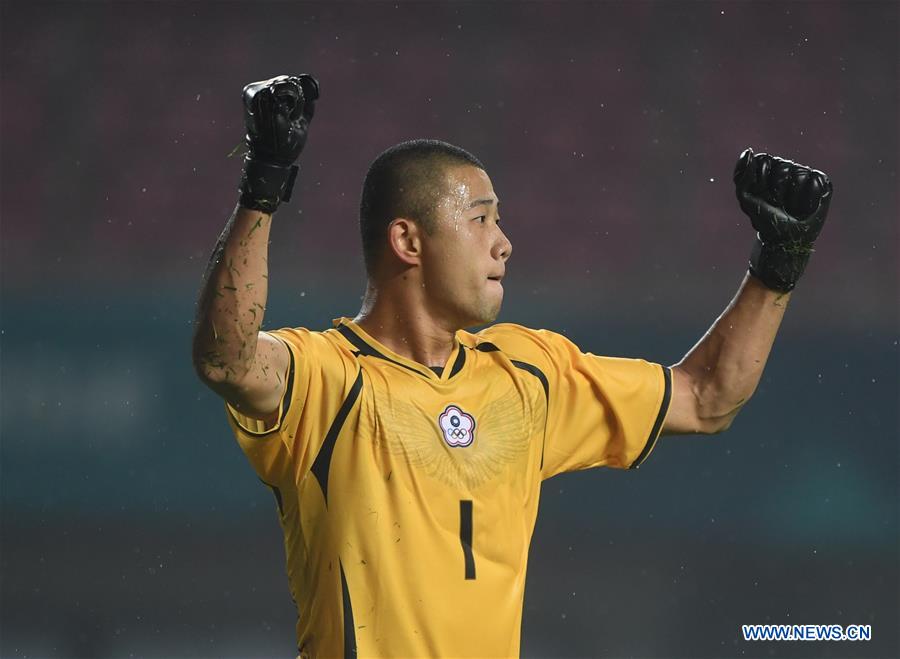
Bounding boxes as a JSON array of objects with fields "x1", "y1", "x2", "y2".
[{"x1": 192, "y1": 75, "x2": 832, "y2": 657}]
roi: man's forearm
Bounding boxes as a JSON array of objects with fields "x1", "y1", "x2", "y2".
[
  {"x1": 675, "y1": 271, "x2": 790, "y2": 423},
  {"x1": 192, "y1": 205, "x2": 273, "y2": 383}
]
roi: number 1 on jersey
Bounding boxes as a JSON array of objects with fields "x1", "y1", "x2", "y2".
[{"x1": 459, "y1": 500, "x2": 476, "y2": 580}]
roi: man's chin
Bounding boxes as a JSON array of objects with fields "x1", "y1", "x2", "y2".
[
  {"x1": 461, "y1": 301, "x2": 502, "y2": 330},
  {"x1": 485, "y1": 302, "x2": 502, "y2": 324}
]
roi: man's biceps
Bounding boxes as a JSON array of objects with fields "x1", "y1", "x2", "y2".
[
  {"x1": 213, "y1": 334, "x2": 291, "y2": 419},
  {"x1": 238, "y1": 332, "x2": 292, "y2": 413},
  {"x1": 257, "y1": 331, "x2": 292, "y2": 375}
]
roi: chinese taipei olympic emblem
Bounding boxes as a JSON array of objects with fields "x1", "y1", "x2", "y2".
[{"x1": 438, "y1": 405, "x2": 476, "y2": 448}]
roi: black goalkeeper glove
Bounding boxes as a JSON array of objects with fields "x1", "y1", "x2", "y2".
[
  {"x1": 733, "y1": 147, "x2": 833, "y2": 292},
  {"x1": 238, "y1": 74, "x2": 319, "y2": 213}
]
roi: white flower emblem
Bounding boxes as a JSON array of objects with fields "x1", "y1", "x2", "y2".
[{"x1": 438, "y1": 405, "x2": 476, "y2": 448}]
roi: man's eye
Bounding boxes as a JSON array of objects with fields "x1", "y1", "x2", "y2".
[{"x1": 473, "y1": 215, "x2": 486, "y2": 223}]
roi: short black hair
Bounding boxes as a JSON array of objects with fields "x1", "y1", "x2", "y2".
[{"x1": 359, "y1": 139, "x2": 485, "y2": 275}]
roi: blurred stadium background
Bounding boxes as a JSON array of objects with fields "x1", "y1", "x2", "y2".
[{"x1": 1, "y1": 2, "x2": 897, "y2": 657}]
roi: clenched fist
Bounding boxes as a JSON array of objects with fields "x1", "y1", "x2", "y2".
[
  {"x1": 733, "y1": 148, "x2": 833, "y2": 292},
  {"x1": 238, "y1": 74, "x2": 320, "y2": 213}
]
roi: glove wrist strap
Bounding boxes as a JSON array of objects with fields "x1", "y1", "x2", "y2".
[
  {"x1": 238, "y1": 157, "x2": 299, "y2": 214},
  {"x1": 748, "y1": 234, "x2": 815, "y2": 293}
]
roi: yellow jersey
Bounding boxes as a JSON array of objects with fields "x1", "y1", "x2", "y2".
[{"x1": 226, "y1": 317, "x2": 671, "y2": 658}]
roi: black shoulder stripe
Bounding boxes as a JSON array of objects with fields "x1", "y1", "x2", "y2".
[
  {"x1": 476, "y1": 341, "x2": 551, "y2": 468},
  {"x1": 310, "y1": 369, "x2": 364, "y2": 504},
  {"x1": 448, "y1": 344, "x2": 467, "y2": 377},
  {"x1": 336, "y1": 325, "x2": 423, "y2": 375},
  {"x1": 257, "y1": 478, "x2": 285, "y2": 517},
  {"x1": 511, "y1": 359, "x2": 550, "y2": 470},
  {"x1": 511, "y1": 359, "x2": 549, "y2": 402},
  {"x1": 336, "y1": 324, "x2": 377, "y2": 356},
  {"x1": 630, "y1": 366, "x2": 673, "y2": 470},
  {"x1": 476, "y1": 342, "x2": 548, "y2": 400},
  {"x1": 340, "y1": 559, "x2": 357, "y2": 658},
  {"x1": 475, "y1": 342, "x2": 500, "y2": 352}
]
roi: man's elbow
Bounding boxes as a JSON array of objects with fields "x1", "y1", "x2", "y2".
[
  {"x1": 668, "y1": 365, "x2": 755, "y2": 436},
  {"x1": 191, "y1": 346, "x2": 247, "y2": 390},
  {"x1": 702, "y1": 396, "x2": 751, "y2": 434},
  {"x1": 192, "y1": 348, "x2": 224, "y2": 385},
  {"x1": 707, "y1": 415, "x2": 735, "y2": 435}
]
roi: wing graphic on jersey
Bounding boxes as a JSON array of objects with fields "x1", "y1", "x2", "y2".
[{"x1": 374, "y1": 387, "x2": 534, "y2": 489}]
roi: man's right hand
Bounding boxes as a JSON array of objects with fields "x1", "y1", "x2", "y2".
[{"x1": 239, "y1": 74, "x2": 320, "y2": 213}]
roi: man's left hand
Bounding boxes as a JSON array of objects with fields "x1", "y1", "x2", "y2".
[{"x1": 733, "y1": 147, "x2": 833, "y2": 292}]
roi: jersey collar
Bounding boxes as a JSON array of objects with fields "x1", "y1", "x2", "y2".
[{"x1": 332, "y1": 317, "x2": 467, "y2": 382}]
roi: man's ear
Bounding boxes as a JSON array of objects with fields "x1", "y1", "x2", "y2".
[{"x1": 387, "y1": 218, "x2": 422, "y2": 266}]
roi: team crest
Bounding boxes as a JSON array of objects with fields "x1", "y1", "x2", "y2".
[{"x1": 438, "y1": 405, "x2": 476, "y2": 448}]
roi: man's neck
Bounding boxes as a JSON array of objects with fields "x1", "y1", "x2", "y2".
[{"x1": 354, "y1": 280, "x2": 458, "y2": 369}]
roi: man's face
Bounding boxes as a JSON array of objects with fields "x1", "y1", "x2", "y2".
[{"x1": 419, "y1": 165, "x2": 512, "y2": 330}]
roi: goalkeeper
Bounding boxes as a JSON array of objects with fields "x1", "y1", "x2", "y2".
[{"x1": 192, "y1": 74, "x2": 832, "y2": 658}]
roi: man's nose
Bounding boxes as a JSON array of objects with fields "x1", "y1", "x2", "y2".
[{"x1": 494, "y1": 228, "x2": 512, "y2": 262}]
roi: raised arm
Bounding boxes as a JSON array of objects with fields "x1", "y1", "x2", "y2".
[
  {"x1": 191, "y1": 74, "x2": 319, "y2": 419},
  {"x1": 662, "y1": 148, "x2": 833, "y2": 435}
]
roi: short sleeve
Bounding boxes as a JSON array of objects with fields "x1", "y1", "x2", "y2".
[
  {"x1": 224, "y1": 327, "x2": 356, "y2": 486},
  {"x1": 476, "y1": 324, "x2": 672, "y2": 480}
]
